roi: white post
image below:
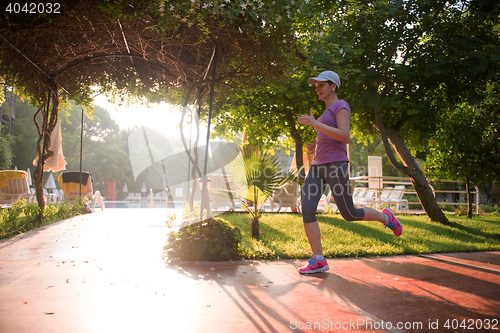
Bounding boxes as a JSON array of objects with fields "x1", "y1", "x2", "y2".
[
  {"x1": 476, "y1": 186, "x2": 480, "y2": 215},
  {"x1": 166, "y1": 188, "x2": 169, "y2": 208}
]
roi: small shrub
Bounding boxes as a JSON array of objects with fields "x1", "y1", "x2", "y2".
[
  {"x1": 165, "y1": 212, "x2": 176, "y2": 228},
  {"x1": 23, "y1": 201, "x2": 41, "y2": 219},
  {"x1": 480, "y1": 205, "x2": 500, "y2": 215},
  {"x1": 164, "y1": 218, "x2": 241, "y2": 261},
  {"x1": 0, "y1": 198, "x2": 88, "y2": 239},
  {"x1": 57, "y1": 201, "x2": 72, "y2": 219},
  {"x1": 454, "y1": 205, "x2": 469, "y2": 216},
  {"x1": 181, "y1": 202, "x2": 209, "y2": 224},
  {"x1": 43, "y1": 204, "x2": 59, "y2": 221},
  {"x1": 0, "y1": 199, "x2": 41, "y2": 236}
]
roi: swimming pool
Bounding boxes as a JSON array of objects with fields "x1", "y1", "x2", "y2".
[
  {"x1": 102, "y1": 201, "x2": 281, "y2": 212},
  {"x1": 103, "y1": 201, "x2": 184, "y2": 209}
]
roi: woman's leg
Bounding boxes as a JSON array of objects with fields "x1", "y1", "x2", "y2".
[
  {"x1": 321, "y1": 162, "x2": 402, "y2": 235},
  {"x1": 301, "y1": 165, "x2": 326, "y2": 255},
  {"x1": 321, "y1": 162, "x2": 365, "y2": 221},
  {"x1": 304, "y1": 222, "x2": 323, "y2": 255},
  {"x1": 362, "y1": 207, "x2": 387, "y2": 223}
]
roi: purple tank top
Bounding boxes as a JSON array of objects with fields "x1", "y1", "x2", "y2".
[{"x1": 311, "y1": 100, "x2": 350, "y2": 165}]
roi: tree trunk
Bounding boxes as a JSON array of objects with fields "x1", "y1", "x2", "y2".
[
  {"x1": 33, "y1": 89, "x2": 59, "y2": 220},
  {"x1": 180, "y1": 85, "x2": 205, "y2": 211},
  {"x1": 465, "y1": 175, "x2": 473, "y2": 218},
  {"x1": 251, "y1": 216, "x2": 259, "y2": 240},
  {"x1": 384, "y1": 127, "x2": 450, "y2": 225},
  {"x1": 179, "y1": 86, "x2": 204, "y2": 211},
  {"x1": 373, "y1": 103, "x2": 449, "y2": 225}
]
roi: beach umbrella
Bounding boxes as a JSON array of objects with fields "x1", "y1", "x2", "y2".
[
  {"x1": 141, "y1": 181, "x2": 146, "y2": 193},
  {"x1": 33, "y1": 121, "x2": 67, "y2": 172},
  {"x1": 44, "y1": 172, "x2": 56, "y2": 189},
  {"x1": 26, "y1": 168, "x2": 32, "y2": 186},
  {"x1": 123, "y1": 183, "x2": 128, "y2": 193}
]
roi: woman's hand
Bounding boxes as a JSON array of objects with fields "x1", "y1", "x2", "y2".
[
  {"x1": 307, "y1": 138, "x2": 316, "y2": 154},
  {"x1": 299, "y1": 108, "x2": 351, "y2": 143},
  {"x1": 298, "y1": 110, "x2": 317, "y2": 127}
]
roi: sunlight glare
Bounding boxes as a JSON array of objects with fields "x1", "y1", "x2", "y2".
[{"x1": 93, "y1": 94, "x2": 182, "y2": 138}]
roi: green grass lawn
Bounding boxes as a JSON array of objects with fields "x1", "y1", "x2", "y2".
[{"x1": 219, "y1": 212, "x2": 500, "y2": 260}]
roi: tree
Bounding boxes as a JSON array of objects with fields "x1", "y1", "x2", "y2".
[
  {"x1": 211, "y1": 70, "x2": 319, "y2": 181},
  {"x1": 0, "y1": 133, "x2": 13, "y2": 170},
  {"x1": 12, "y1": 97, "x2": 133, "y2": 195},
  {"x1": 0, "y1": 0, "x2": 303, "y2": 213},
  {"x1": 299, "y1": 0, "x2": 500, "y2": 224},
  {"x1": 349, "y1": 136, "x2": 407, "y2": 178},
  {"x1": 0, "y1": 86, "x2": 14, "y2": 169},
  {"x1": 224, "y1": 145, "x2": 295, "y2": 239},
  {"x1": 426, "y1": 86, "x2": 500, "y2": 218},
  {"x1": 60, "y1": 103, "x2": 133, "y2": 194}
]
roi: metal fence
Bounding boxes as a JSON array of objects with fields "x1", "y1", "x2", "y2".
[{"x1": 350, "y1": 176, "x2": 479, "y2": 214}]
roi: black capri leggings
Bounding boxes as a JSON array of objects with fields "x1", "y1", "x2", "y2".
[{"x1": 301, "y1": 162, "x2": 365, "y2": 223}]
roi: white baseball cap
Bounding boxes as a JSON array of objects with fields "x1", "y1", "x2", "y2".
[{"x1": 308, "y1": 71, "x2": 341, "y2": 87}]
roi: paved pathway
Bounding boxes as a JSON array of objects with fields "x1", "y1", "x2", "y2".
[{"x1": 1, "y1": 209, "x2": 499, "y2": 332}]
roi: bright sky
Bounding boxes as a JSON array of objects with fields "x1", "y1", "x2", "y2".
[{"x1": 93, "y1": 94, "x2": 187, "y2": 139}]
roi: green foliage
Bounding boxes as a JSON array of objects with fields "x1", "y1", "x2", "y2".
[
  {"x1": 0, "y1": 133, "x2": 13, "y2": 170},
  {"x1": 11, "y1": 95, "x2": 38, "y2": 170},
  {"x1": 301, "y1": 0, "x2": 500, "y2": 151},
  {"x1": 0, "y1": 198, "x2": 87, "y2": 239},
  {"x1": 211, "y1": 69, "x2": 317, "y2": 155},
  {"x1": 223, "y1": 145, "x2": 296, "y2": 239},
  {"x1": 426, "y1": 100, "x2": 500, "y2": 188},
  {"x1": 181, "y1": 202, "x2": 209, "y2": 224},
  {"x1": 43, "y1": 198, "x2": 88, "y2": 222},
  {"x1": 11, "y1": 97, "x2": 133, "y2": 194},
  {"x1": 164, "y1": 218, "x2": 241, "y2": 261},
  {"x1": 0, "y1": 200, "x2": 35, "y2": 237},
  {"x1": 480, "y1": 205, "x2": 500, "y2": 215},
  {"x1": 349, "y1": 136, "x2": 407, "y2": 177},
  {"x1": 221, "y1": 212, "x2": 500, "y2": 259},
  {"x1": 1, "y1": 0, "x2": 304, "y2": 105},
  {"x1": 59, "y1": 102, "x2": 133, "y2": 192},
  {"x1": 454, "y1": 205, "x2": 470, "y2": 217},
  {"x1": 165, "y1": 212, "x2": 176, "y2": 228}
]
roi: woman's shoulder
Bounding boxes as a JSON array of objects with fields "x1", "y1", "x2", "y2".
[
  {"x1": 327, "y1": 99, "x2": 351, "y2": 114},
  {"x1": 337, "y1": 99, "x2": 350, "y2": 109}
]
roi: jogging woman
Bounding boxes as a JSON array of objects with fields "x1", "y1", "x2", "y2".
[{"x1": 297, "y1": 70, "x2": 403, "y2": 274}]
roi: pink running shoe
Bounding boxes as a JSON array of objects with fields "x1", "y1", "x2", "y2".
[
  {"x1": 298, "y1": 255, "x2": 329, "y2": 274},
  {"x1": 382, "y1": 207, "x2": 403, "y2": 236}
]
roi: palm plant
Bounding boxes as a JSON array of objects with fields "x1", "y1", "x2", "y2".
[{"x1": 224, "y1": 145, "x2": 296, "y2": 239}]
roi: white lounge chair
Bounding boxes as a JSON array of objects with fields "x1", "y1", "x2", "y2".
[
  {"x1": 385, "y1": 185, "x2": 409, "y2": 212},
  {"x1": 270, "y1": 181, "x2": 300, "y2": 212},
  {"x1": 0, "y1": 170, "x2": 30, "y2": 207},
  {"x1": 52, "y1": 188, "x2": 63, "y2": 203},
  {"x1": 352, "y1": 187, "x2": 368, "y2": 206},
  {"x1": 128, "y1": 193, "x2": 141, "y2": 202},
  {"x1": 356, "y1": 189, "x2": 378, "y2": 207},
  {"x1": 43, "y1": 188, "x2": 57, "y2": 204},
  {"x1": 57, "y1": 189, "x2": 64, "y2": 202},
  {"x1": 380, "y1": 187, "x2": 393, "y2": 201}
]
